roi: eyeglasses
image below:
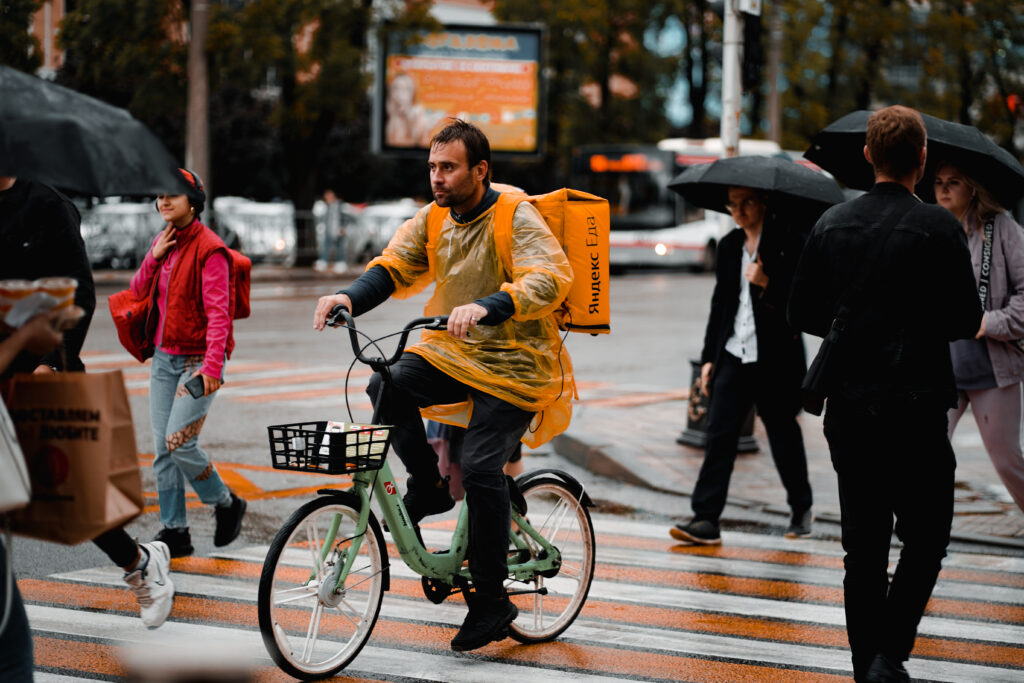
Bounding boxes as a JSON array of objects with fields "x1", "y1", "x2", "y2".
[{"x1": 725, "y1": 198, "x2": 760, "y2": 212}]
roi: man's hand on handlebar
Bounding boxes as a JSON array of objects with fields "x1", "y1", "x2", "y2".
[
  {"x1": 448, "y1": 302, "x2": 488, "y2": 340},
  {"x1": 314, "y1": 293, "x2": 352, "y2": 331}
]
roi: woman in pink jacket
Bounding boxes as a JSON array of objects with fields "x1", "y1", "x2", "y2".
[
  {"x1": 935, "y1": 161, "x2": 1024, "y2": 513},
  {"x1": 130, "y1": 168, "x2": 246, "y2": 557}
]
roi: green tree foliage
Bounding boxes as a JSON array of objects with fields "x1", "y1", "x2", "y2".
[
  {"x1": 206, "y1": 0, "x2": 436, "y2": 263},
  {"x1": 57, "y1": 0, "x2": 189, "y2": 156},
  {"x1": 776, "y1": 0, "x2": 1022, "y2": 159},
  {"x1": 0, "y1": 0, "x2": 43, "y2": 73},
  {"x1": 492, "y1": 0, "x2": 676, "y2": 183}
]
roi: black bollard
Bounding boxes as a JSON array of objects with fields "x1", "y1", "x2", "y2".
[{"x1": 677, "y1": 358, "x2": 759, "y2": 453}]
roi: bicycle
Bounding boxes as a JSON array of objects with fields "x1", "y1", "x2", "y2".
[{"x1": 257, "y1": 308, "x2": 597, "y2": 680}]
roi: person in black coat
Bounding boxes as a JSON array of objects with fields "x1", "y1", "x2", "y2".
[
  {"x1": 670, "y1": 186, "x2": 813, "y2": 546},
  {"x1": 0, "y1": 176, "x2": 95, "y2": 375},
  {"x1": 788, "y1": 106, "x2": 981, "y2": 683}
]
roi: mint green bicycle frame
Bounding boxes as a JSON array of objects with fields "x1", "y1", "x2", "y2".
[{"x1": 317, "y1": 457, "x2": 562, "y2": 593}]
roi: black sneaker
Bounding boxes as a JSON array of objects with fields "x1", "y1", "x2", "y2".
[
  {"x1": 669, "y1": 520, "x2": 722, "y2": 545},
  {"x1": 213, "y1": 493, "x2": 247, "y2": 547},
  {"x1": 403, "y1": 476, "x2": 456, "y2": 526},
  {"x1": 154, "y1": 527, "x2": 193, "y2": 558},
  {"x1": 785, "y1": 509, "x2": 813, "y2": 539},
  {"x1": 865, "y1": 653, "x2": 910, "y2": 683},
  {"x1": 450, "y1": 597, "x2": 518, "y2": 651}
]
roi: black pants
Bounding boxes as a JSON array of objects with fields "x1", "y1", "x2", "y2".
[
  {"x1": 824, "y1": 396, "x2": 954, "y2": 681},
  {"x1": 367, "y1": 353, "x2": 533, "y2": 597},
  {"x1": 92, "y1": 528, "x2": 139, "y2": 569},
  {"x1": 692, "y1": 351, "x2": 812, "y2": 522},
  {"x1": 0, "y1": 541, "x2": 33, "y2": 682}
]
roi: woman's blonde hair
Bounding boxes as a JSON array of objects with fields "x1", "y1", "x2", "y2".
[{"x1": 935, "y1": 161, "x2": 1005, "y2": 225}]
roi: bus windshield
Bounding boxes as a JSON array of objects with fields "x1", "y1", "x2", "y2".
[{"x1": 570, "y1": 146, "x2": 685, "y2": 230}]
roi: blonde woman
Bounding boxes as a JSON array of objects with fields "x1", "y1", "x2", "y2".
[{"x1": 934, "y1": 161, "x2": 1024, "y2": 513}]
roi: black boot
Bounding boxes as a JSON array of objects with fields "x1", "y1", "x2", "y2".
[
  {"x1": 403, "y1": 476, "x2": 456, "y2": 526},
  {"x1": 153, "y1": 527, "x2": 193, "y2": 558},
  {"x1": 450, "y1": 595, "x2": 518, "y2": 652},
  {"x1": 865, "y1": 654, "x2": 910, "y2": 683}
]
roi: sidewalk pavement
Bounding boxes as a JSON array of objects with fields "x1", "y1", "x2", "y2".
[{"x1": 554, "y1": 393, "x2": 1024, "y2": 551}]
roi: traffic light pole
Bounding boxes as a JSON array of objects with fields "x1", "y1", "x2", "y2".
[{"x1": 720, "y1": 0, "x2": 742, "y2": 159}]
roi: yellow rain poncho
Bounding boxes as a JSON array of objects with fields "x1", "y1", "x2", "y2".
[{"x1": 366, "y1": 197, "x2": 575, "y2": 447}]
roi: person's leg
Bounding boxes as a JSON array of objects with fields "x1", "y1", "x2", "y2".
[
  {"x1": 754, "y1": 398, "x2": 812, "y2": 520},
  {"x1": 161, "y1": 355, "x2": 246, "y2": 547},
  {"x1": 884, "y1": 408, "x2": 955, "y2": 667},
  {"x1": 150, "y1": 350, "x2": 189, "y2": 531},
  {"x1": 0, "y1": 541, "x2": 33, "y2": 681},
  {"x1": 93, "y1": 527, "x2": 141, "y2": 568},
  {"x1": 968, "y1": 384, "x2": 1024, "y2": 512},
  {"x1": 93, "y1": 527, "x2": 175, "y2": 629},
  {"x1": 451, "y1": 387, "x2": 532, "y2": 651},
  {"x1": 366, "y1": 353, "x2": 466, "y2": 486},
  {"x1": 824, "y1": 400, "x2": 894, "y2": 681},
  {"x1": 162, "y1": 354, "x2": 230, "y2": 508},
  {"x1": 690, "y1": 353, "x2": 755, "y2": 523},
  {"x1": 946, "y1": 390, "x2": 969, "y2": 439}
]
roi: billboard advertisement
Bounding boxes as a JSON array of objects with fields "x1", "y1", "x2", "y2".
[{"x1": 375, "y1": 24, "x2": 544, "y2": 156}]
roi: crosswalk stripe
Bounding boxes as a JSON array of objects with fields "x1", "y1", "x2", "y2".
[{"x1": 23, "y1": 512, "x2": 1024, "y2": 681}]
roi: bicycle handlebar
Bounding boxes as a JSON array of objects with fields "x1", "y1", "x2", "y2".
[{"x1": 326, "y1": 305, "x2": 449, "y2": 367}]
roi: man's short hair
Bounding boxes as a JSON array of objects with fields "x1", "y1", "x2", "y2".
[
  {"x1": 430, "y1": 118, "x2": 492, "y2": 181},
  {"x1": 866, "y1": 105, "x2": 926, "y2": 180}
]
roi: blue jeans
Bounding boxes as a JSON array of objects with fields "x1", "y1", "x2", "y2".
[{"x1": 150, "y1": 350, "x2": 230, "y2": 529}]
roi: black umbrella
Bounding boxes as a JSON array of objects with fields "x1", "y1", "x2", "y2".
[
  {"x1": 667, "y1": 155, "x2": 846, "y2": 219},
  {"x1": 0, "y1": 65, "x2": 187, "y2": 197},
  {"x1": 805, "y1": 109, "x2": 1024, "y2": 209}
]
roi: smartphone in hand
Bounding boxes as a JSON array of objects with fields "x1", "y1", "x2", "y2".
[{"x1": 185, "y1": 375, "x2": 205, "y2": 398}]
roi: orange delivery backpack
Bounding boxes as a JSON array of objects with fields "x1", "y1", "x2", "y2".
[{"x1": 427, "y1": 186, "x2": 611, "y2": 334}]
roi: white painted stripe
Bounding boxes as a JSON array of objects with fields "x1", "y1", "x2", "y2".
[
  {"x1": 27, "y1": 579, "x2": 1022, "y2": 683},
  {"x1": 597, "y1": 517, "x2": 1024, "y2": 574},
  {"x1": 26, "y1": 605, "x2": 634, "y2": 682},
  {"x1": 53, "y1": 552, "x2": 1024, "y2": 648}
]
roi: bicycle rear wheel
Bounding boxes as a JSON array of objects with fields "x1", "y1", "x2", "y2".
[
  {"x1": 258, "y1": 493, "x2": 387, "y2": 680},
  {"x1": 507, "y1": 476, "x2": 595, "y2": 643}
]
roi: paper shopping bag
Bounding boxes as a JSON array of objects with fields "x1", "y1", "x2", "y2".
[{"x1": 5, "y1": 370, "x2": 143, "y2": 544}]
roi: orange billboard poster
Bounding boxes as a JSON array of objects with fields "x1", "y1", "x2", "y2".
[{"x1": 379, "y1": 25, "x2": 543, "y2": 154}]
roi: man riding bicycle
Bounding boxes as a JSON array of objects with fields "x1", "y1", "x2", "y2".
[{"x1": 313, "y1": 119, "x2": 574, "y2": 652}]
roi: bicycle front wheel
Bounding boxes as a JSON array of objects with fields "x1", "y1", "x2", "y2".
[
  {"x1": 508, "y1": 476, "x2": 596, "y2": 643},
  {"x1": 258, "y1": 493, "x2": 387, "y2": 680}
]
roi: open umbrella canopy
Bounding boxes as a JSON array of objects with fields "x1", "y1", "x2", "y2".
[
  {"x1": 805, "y1": 109, "x2": 1024, "y2": 209},
  {"x1": 0, "y1": 65, "x2": 188, "y2": 198},
  {"x1": 667, "y1": 155, "x2": 846, "y2": 219}
]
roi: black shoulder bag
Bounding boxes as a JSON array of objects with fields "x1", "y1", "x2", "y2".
[{"x1": 801, "y1": 201, "x2": 916, "y2": 415}]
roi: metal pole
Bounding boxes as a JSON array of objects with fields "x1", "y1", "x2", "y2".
[
  {"x1": 768, "y1": 8, "x2": 782, "y2": 144},
  {"x1": 186, "y1": 1, "x2": 210, "y2": 190},
  {"x1": 720, "y1": 0, "x2": 743, "y2": 159}
]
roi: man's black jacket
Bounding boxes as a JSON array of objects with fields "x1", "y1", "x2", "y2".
[
  {"x1": 701, "y1": 220, "x2": 807, "y2": 410},
  {"x1": 0, "y1": 179, "x2": 95, "y2": 374},
  {"x1": 788, "y1": 183, "x2": 981, "y2": 408}
]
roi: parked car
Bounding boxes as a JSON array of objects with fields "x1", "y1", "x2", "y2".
[
  {"x1": 79, "y1": 201, "x2": 164, "y2": 270},
  {"x1": 212, "y1": 196, "x2": 293, "y2": 264},
  {"x1": 350, "y1": 199, "x2": 424, "y2": 263}
]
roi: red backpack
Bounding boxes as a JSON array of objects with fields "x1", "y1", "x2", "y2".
[{"x1": 227, "y1": 248, "x2": 251, "y2": 320}]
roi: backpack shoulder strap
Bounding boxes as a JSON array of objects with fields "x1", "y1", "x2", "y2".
[
  {"x1": 426, "y1": 202, "x2": 448, "y2": 248},
  {"x1": 493, "y1": 193, "x2": 527, "y2": 277}
]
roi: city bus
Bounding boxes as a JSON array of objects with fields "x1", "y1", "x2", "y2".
[{"x1": 570, "y1": 138, "x2": 784, "y2": 270}]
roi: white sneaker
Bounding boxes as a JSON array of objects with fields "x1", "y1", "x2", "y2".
[{"x1": 124, "y1": 541, "x2": 175, "y2": 629}]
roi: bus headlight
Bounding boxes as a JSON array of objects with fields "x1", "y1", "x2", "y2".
[{"x1": 654, "y1": 243, "x2": 669, "y2": 256}]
